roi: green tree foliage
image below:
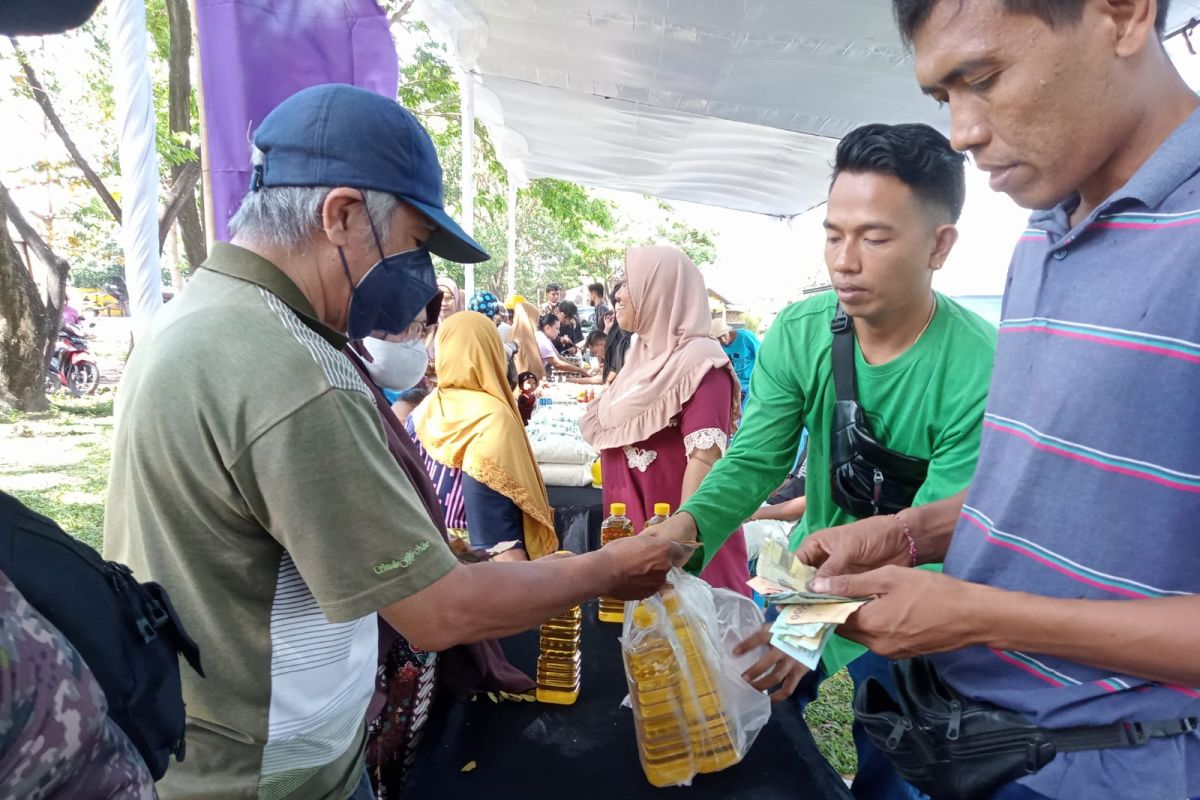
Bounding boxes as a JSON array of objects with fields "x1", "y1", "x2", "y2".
[{"x1": 3, "y1": 2, "x2": 199, "y2": 288}]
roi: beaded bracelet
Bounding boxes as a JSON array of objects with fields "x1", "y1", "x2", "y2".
[{"x1": 895, "y1": 515, "x2": 918, "y2": 568}]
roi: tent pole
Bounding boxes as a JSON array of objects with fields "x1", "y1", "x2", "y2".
[
  {"x1": 112, "y1": 0, "x2": 164, "y2": 339},
  {"x1": 506, "y1": 171, "x2": 517, "y2": 298}
]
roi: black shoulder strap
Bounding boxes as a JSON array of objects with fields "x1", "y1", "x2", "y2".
[{"x1": 830, "y1": 304, "x2": 856, "y2": 403}]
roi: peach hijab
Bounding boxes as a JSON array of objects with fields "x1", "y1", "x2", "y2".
[{"x1": 580, "y1": 246, "x2": 739, "y2": 450}]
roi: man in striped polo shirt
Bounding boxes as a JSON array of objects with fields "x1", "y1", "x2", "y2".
[{"x1": 800, "y1": 1, "x2": 1200, "y2": 798}]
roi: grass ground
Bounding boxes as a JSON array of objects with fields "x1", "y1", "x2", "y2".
[
  {"x1": 806, "y1": 668, "x2": 858, "y2": 777},
  {"x1": 0, "y1": 382, "x2": 859, "y2": 777},
  {"x1": 0, "y1": 391, "x2": 115, "y2": 552}
]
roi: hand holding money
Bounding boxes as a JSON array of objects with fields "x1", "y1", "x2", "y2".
[{"x1": 748, "y1": 532, "x2": 871, "y2": 673}]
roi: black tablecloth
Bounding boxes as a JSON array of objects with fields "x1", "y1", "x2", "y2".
[
  {"x1": 405, "y1": 600, "x2": 853, "y2": 800},
  {"x1": 547, "y1": 484, "x2": 604, "y2": 553}
]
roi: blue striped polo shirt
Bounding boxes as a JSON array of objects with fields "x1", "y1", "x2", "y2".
[{"x1": 933, "y1": 106, "x2": 1200, "y2": 799}]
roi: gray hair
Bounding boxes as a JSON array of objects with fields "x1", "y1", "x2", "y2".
[{"x1": 228, "y1": 146, "x2": 400, "y2": 250}]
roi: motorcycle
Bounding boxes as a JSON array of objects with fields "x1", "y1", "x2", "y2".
[{"x1": 44, "y1": 322, "x2": 101, "y2": 396}]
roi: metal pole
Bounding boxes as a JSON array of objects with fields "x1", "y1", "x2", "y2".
[
  {"x1": 460, "y1": 71, "x2": 476, "y2": 297},
  {"x1": 506, "y1": 172, "x2": 517, "y2": 298}
]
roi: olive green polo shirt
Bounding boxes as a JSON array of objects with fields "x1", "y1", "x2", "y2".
[{"x1": 103, "y1": 243, "x2": 456, "y2": 800}]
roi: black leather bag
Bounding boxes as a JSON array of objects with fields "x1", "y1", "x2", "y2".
[
  {"x1": 828, "y1": 307, "x2": 929, "y2": 517},
  {"x1": 855, "y1": 656, "x2": 1198, "y2": 800}
]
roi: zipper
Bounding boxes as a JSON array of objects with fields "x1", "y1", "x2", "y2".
[
  {"x1": 886, "y1": 717, "x2": 912, "y2": 750},
  {"x1": 947, "y1": 699, "x2": 962, "y2": 740},
  {"x1": 872, "y1": 469, "x2": 884, "y2": 514}
]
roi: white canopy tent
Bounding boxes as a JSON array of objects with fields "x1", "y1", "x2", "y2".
[
  {"x1": 417, "y1": 0, "x2": 1200, "y2": 295},
  {"x1": 420, "y1": 0, "x2": 946, "y2": 221},
  {"x1": 419, "y1": 0, "x2": 1198, "y2": 217}
]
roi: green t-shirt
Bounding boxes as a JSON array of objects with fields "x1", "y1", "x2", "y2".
[
  {"x1": 103, "y1": 244, "x2": 457, "y2": 800},
  {"x1": 681, "y1": 291, "x2": 996, "y2": 673}
]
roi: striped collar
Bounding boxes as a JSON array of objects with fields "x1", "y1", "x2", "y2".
[
  {"x1": 1029, "y1": 105, "x2": 1200, "y2": 236},
  {"x1": 201, "y1": 242, "x2": 348, "y2": 350}
]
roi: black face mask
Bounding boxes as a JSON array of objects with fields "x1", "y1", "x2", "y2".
[{"x1": 339, "y1": 216, "x2": 439, "y2": 341}]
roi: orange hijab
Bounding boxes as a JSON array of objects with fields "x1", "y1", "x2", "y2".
[
  {"x1": 579, "y1": 246, "x2": 739, "y2": 450},
  {"x1": 413, "y1": 312, "x2": 558, "y2": 560}
]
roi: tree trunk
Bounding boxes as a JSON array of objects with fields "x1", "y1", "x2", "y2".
[
  {"x1": 166, "y1": 0, "x2": 206, "y2": 269},
  {"x1": 10, "y1": 40, "x2": 123, "y2": 225},
  {"x1": 0, "y1": 183, "x2": 68, "y2": 412},
  {"x1": 167, "y1": 222, "x2": 184, "y2": 293},
  {"x1": 158, "y1": 161, "x2": 200, "y2": 249}
]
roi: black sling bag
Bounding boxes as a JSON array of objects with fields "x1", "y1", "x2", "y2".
[{"x1": 829, "y1": 306, "x2": 929, "y2": 517}]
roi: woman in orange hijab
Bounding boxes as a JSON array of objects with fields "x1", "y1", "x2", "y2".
[
  {"x1": 411, "y1": 312, "x2": 557, "y2": 561},
  {"x1": 507, "y1": 301, "x2": 547, "y2": 381}
]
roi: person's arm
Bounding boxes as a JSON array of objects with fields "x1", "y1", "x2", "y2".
[
  {"x1": 549, "y1": 355, "x2": 587, "y2": 374},
  {"x1": 650, "y1": 318, "x2": 807, "y2": 568},
  {"x1": 815, "y1": 566, "x2": 1200, "y2": 687},
  {"x1": 678, "y1": 369, "x2": 736, "y2": 504},
  {"x1": 232, "y1": 391, "x2": 686, "y2": 652},
  {"x1": 750, "y1": 495, "x2": 806, "y2": 522},
  {"x1": 797, "y1": 489, "x2": 965, "y2": 577},
  {"x1": 680, "y1": 448, "x2": 718, "y2": 503},
  {"x1": 381, "y1": 535, "x2": 689, "y2": 652}
]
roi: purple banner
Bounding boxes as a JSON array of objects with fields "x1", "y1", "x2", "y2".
[{"x1": 195, "y1": 0, "x2": 399, "y2": 242}]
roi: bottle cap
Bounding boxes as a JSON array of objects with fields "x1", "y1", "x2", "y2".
[
  {"x1": 654, "y1": 503, "x2": 671, "y2": 516},
  {"x1": 610, "y1": 502, "x2": 626, "y2": 516}
]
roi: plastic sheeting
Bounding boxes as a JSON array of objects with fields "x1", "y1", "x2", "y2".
[
  {"x1": 418, "y1": 0, "x2": 947, "y2": 218},
  {"x1": 111, "y1": 0, "x2": 163, "y2": 338}
]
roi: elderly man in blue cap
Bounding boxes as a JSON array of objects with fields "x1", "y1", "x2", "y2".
[{"x1": 103, "y1": 84, "x2": 682, "y2": 800}]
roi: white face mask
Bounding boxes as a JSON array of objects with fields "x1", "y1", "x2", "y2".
[{"x1": 360, "y1": 337, "x2": 428, "y2": 391}]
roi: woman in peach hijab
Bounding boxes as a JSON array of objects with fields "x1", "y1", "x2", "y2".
[{"x1": 579, "y1": 246, "x2": 749, "y2": 594}]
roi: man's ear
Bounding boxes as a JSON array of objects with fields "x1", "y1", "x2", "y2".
[
  {"x1": 321, "y1": 188, "x2": 367, "y2": 248},
  {"x1": 930, "y1": 224, "x2": 959, "y2": 271}
]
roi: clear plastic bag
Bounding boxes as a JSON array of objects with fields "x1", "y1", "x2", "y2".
[{"x1": 620, "y1": 567, "x2": 771, "y2": 787}]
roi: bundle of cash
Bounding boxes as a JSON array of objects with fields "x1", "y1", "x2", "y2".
[{"x1": 748, "y1": 533, "x2": 869, "y2": 671}]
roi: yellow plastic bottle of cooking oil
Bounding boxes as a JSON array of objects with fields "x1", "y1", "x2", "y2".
[
  {"x1": 624, "y1": 603, "x2": 696, "y2": 787},
  {"x1": 598, "y1": 503, "x2": 636, "y2": 623},
  {"x1": 536, "y1": 561, "x2": 582, "y2": 704},
  {"x1": 661, "y1": 588, "x2": 739, "y2": 773},
  {"x1": 643, "y1": 502, "x2": 671, "y2": 530}
]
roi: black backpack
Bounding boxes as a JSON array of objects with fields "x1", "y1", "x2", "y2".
[{"x1": 0, "y1": 491, "x2": 203, "y2": 780}]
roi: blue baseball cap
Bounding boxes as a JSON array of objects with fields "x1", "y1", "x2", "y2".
[{"x1": 251, "y1": 84, "x2": 489, "y2": 264}]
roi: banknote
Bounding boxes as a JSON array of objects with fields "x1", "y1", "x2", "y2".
[
  {"x1": 769, "y1": 628, "x2": 831, "y2": 672},
  {"x1": 779, "y1": 600, "x2": 867, "y2": 627},
  {"x1": 747, "y1": 576, "x2": 864, "y2": 605},
  {"x1": 756, "y1": 534, "x2": 817, "y2": 592}
]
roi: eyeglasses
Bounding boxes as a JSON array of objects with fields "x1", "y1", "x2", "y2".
[{"x1": 384, "y1": 320, "x2": 432, "y2": 343}]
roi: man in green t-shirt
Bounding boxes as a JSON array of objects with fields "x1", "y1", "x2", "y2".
[
  {"x1": 103, "y1": 85, "x2": 682, "y2": 800},
  {"x1": 650, "y1": 123, "x2": 996, "y2": 798}
]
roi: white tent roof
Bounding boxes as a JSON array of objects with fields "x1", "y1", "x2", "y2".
[
  {"x1": 1167, "y1": 2, "x2": 1200, "y2": 36},
  {"x1": 420, "y1": 0, "x2": 1200, "y2": 219}
]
